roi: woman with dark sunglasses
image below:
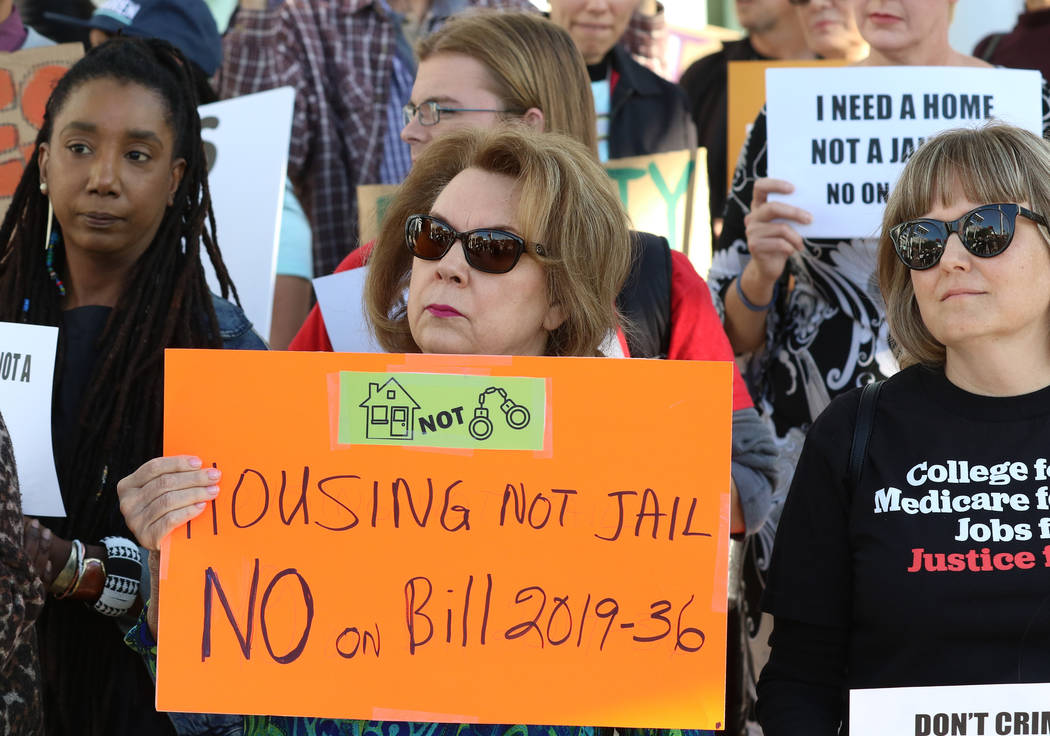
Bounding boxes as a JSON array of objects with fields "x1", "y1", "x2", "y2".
[
  {"x1": 117, "y1": 126, "x2": 633, "y2": 736},
  {"x1": 366, "y1": 127, "x2": 629, "y2": 358},
  {"x1": 756, "y1": 123, "x2": 1050, "y2": 734},
  {"x1": 709, "y1": 0, "x2": 1050, "y2": 599}
]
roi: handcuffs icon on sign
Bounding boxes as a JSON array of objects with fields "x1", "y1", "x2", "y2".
[{"x1": 467, "y1": 387, "x2": 531, "y2": 441}]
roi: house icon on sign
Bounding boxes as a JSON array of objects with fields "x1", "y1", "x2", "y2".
[{"x1": 359, "y1": 378, "x2": 420, "y2": 440}]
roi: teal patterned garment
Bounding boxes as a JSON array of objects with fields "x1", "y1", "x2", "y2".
[
  {"x1": 126, "y1": 611, "x2": 604, "y2": 736},
  {"x1": 239, "y1": 721, "x2": 715, "y2": 736},
  {"x1": 242, "y1": 720, "x2": 594, "y2": 736}
]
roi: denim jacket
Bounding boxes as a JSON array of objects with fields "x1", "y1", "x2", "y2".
[{"x1": 211, "y1": 294, "x2": 267, "y2": 351}]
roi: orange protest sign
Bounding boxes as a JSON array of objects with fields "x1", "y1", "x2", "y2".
[
  {"x1": 159, "y1": 350, "x2": 732, "y2": 728},
  {"x1": 726, "y1": 58, "x2": 847, "y2": 194}
]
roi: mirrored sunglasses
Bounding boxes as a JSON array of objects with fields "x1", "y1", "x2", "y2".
[{"x1": 890, "y1": 203, "x2": 1049, "y2": 271}]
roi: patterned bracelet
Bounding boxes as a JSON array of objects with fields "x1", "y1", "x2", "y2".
[
  {"x1": 735, "y1": 276, "x2": 778, "y2": 312},
  {"x1": 93, "y1": 536, "x2": 142, "y2": 617}
]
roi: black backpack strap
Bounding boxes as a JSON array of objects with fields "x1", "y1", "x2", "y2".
[
  {"x1": 848, "y1": 381, "x2": 884, "y2": 490},
  {"x1": 979, "y1": 33, "x2": 1005, "y2": 62},
  {"x1": 616, "y1": 231, "x2": 672, "y2": 358}
]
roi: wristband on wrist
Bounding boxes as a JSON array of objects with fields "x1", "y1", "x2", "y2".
[
  {"x1": 53, "y1": 539, "x2": 84, "y2": 599},
  {"x1": 735, "y1": 276, "x2": 778, "y2": 312},
  {"x1": 93, "y1": 536, "x2": 142, "y2": 617},
  {"x1": 70, "y1": 557, "x2": 106, "y2": 602},
  {"x1": 49, "y1": 539, "x2": 80, "y2": 596}
]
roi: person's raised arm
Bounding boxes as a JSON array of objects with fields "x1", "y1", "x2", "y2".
[{"x1": 722, "y1": 177, "x2": 811, "y2": 354}]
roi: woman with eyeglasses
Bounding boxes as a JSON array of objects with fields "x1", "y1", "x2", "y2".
[
  {"x1": 708, "y1": 0, "x2": 1050, "y2": 582},
  {"x1": 755, "y1": 123, "x2": 1050, "y2": 734},
  {"x1": 117, "y1": 125, "x2": 634, "y2": 736}
]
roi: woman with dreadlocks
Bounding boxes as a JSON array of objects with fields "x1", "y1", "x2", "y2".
[{"x1": 0, "y1": 38, "x2": 265, "y2": 735}]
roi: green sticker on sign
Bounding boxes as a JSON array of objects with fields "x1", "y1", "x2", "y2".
[{"x1": 338, "y1": 372, "x2": 546, "y2": 450}]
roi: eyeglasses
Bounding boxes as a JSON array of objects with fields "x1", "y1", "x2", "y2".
[
  {"x1": 890, "y1": 203, "x2": 1049, "y2": 271},
  {"x1": 405, "y1": 214, "x2": 546, "y2": 274},
  {"x1": 402, "y1": 101, "x2": 517, "y2": 128},
  {"x1": 787, "y1": 0, "x2": 810, "y2": 5}
]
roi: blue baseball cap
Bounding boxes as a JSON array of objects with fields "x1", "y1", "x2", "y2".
[{"x1": 44, "y1": 0, "x2": 222, "y2": 76}]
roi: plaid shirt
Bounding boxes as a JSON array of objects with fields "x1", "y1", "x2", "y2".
[{"x1": 218, "y1": 0, "x2": 664, "y2": 276}]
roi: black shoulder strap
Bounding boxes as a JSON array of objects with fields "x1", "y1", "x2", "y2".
[
  {"x1": 979, "y1": 33, "x2": 1005, "y2": 62},
  {"x1": 616, "y1": 232, "x2": 672, "y2": 358},
  {"x1": 848, "y1": 381, "x2": 884, "y2": 490}
]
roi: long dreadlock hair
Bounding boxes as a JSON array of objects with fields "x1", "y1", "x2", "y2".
[
  {"x1": 0, "y1": 37, "x2": 238, "y2": 538},
  {"x1": 0, "y1": 37, "x2": 241, "y2": 735}
]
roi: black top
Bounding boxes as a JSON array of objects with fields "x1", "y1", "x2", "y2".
[
  {"x1": 974, "y1": 8, "x2": 1050, "y2": 80},
  {"x1": 38, "y1": 305, "x2": 178, "y2": 736},
  {"x1": 679, "y1": 37, "x2": 769, "y2": 223},
  {"x1": 758, "y1": 364, "x2": 1050, "y2": 734},
  {"x1": 604, "y1": 44, "x2": 695, "y2": 160},
  {"x1": 51, "y1": 306, "x2": 109, "y2": 490}
]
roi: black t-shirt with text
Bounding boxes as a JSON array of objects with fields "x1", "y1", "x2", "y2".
[{"x1": 765, "y1": 364, "x2": 1050, "y2": 689}]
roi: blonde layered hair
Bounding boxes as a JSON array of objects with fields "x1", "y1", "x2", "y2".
[
  {"x1": 878, "y1": 124, "x2": 1050, "y2": 368},
  {"x1": 416, "y1": 11, "x2": 598, "y2": 156},
  {"x1": 365, "y1": 127, "x2": 632, "y2": 356}
]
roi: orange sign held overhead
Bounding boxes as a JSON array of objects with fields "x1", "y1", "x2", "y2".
[{"x1": 159, "y1": 350, "x2": 733, "y2": 728}]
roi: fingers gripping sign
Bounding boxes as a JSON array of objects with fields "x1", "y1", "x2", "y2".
[
  {"x1": 725, "y1": 177, "x2": 816, "y2": 353},
  {"x1": 117, "y1": 455, "x2": 221, "y2": 551},
  {"x1": 742, "y1": 177, "x2": 814, "y2": 290}
]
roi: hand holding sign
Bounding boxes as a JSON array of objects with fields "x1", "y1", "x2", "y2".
[
  {"x1": 117, "y1": 456, "x2": 222, "y2": 553},
  {"x1": 743, "y1": 177, "x2": 812, "y2": 286},
  {"x1": 726, "y1": 178, "x2": 813, "y2": 354},
  {"x1": 117, "y1": 454, "x2": 223, "y2": 636}
]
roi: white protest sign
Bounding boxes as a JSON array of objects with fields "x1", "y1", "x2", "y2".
[
  {"x1": 766, "y1": 67, "x2": 1043, "y2": 238},
  {"x1": 851, "y1": 682, "x2": 1050, "y2": 736},
  {"x1": 0, "y1": 322, "x2": 62, "y2": 516},
  {"x1": 200, "y1": 87, "x2": 295, "y2": 342},
  {"x1": 313, "y1": 268, "x2": 382, "y2": 353}
]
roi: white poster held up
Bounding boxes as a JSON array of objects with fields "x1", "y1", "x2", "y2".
[
  {"x1": 766, "y1": 67, "x2": 1043, "y2": 238},
  {"x1": 850, "y1": 682, "x2": 1050, "y2": 736},
  {"x1": 199, "y1": 87, "x2": 295, "y2": 341},
  {"x1": 0, "y1": 322, "x2": 62, "y2": 516},
  {"x1": 312, "y1": 268, "x2": 382, "y2": 353}
]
